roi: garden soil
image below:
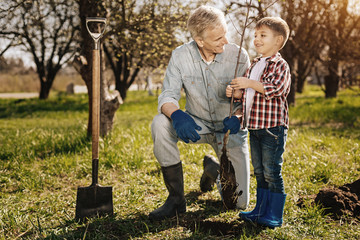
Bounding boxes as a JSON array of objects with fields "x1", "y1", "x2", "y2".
[{"x1": 298, "y1": 178, "x2": 360, "y2": 220}]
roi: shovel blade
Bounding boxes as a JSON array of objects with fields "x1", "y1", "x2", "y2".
[{"x1": 75, "y1": 184, "x2": 113, "y2": 221}]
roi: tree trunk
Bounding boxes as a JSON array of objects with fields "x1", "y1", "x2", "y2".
[
  {"x1": 287, "y1": 76, "x2": 297, "y2": 107},
  {"x1": 324, "y1": 75, "x2": 339, "y2": 98},
  {"x1": 100, "y1": 45, "x2": 123, "y2": 137},
  {"x1": 116, "y1": 80, "x2": 128, "y2": 101},
  {"x1": 39, "y1": 75, "x2": 56, "y2": 99},
  {"x1": 39, "y1": 80, "x2": 51, "y2": 99},
  {"x1": 283, "y1": 53, "x2": 297, "y2": 106},
  {"x1": 324, "y1": 60, "x2": 340, "y2": 98}
]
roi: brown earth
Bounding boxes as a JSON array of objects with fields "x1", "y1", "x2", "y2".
[{"x1": 298, "y1": 178, "x2": 360, "y2": 221}]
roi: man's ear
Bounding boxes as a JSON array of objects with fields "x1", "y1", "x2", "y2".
[{"x1": 194, "y1": 36, "x2": 204, "y2": 48}]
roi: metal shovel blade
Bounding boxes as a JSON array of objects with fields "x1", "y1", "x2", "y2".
[
  {"x1": 75, "y1": 159, "x2": 113, "y2": 221},
  {"x1": 75, "y1": 184, "x2": 113, "y2": 221}
]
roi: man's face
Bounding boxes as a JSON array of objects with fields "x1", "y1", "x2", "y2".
[{"x1": 196, "y1": 25, "x2": 228, "y2": 55}]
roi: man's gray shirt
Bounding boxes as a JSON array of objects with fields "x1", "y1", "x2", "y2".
[{"x1": 158, "y1": 40, "x2": 250, "y2": 134}]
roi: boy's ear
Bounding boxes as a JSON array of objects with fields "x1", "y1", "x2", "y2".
[
  {"x1": 277, "y1": 35, "x2": 284, "y2": 47},
  {"x1": 194, "y1": 37, "x2": 204, "y2": 48}
]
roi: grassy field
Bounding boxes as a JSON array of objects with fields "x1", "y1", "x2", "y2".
[{"x1": 0, "y1": 85, "x2": 359, "y2": 239}]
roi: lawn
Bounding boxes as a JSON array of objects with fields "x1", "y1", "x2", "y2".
[{"x1": 0, "y1": 86, "x2": 359, "y2": 239}]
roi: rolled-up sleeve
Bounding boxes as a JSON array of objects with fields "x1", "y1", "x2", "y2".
[
  {"x1": 157, "y1": 52, "x2": 182, "y2": 113},
  {"x1": 263, "y1": 61, "x2": 291, "y2": 100}
]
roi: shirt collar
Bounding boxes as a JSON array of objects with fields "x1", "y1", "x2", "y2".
[
  {"x1": 253, "y1": 52, "x2": 282, "y2": 63},
  {"x1": 189, "y1": 40, "x2": 224, "y2": 64}
]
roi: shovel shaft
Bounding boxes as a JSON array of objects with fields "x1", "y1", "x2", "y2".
[
  {"x1": 92, "y1": 49, "x2": 100, "y2": 160},
  {"x1": 92, "y1": 158, "x2": 99, "y2": 185}
]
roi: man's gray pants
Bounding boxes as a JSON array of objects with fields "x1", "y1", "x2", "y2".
[{"x1": 151, "y1": 113, "x2": 250, "y2": 209}]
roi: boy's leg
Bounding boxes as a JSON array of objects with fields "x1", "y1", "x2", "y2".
[
  {"x1": 249, "y1": 130, "x2": 267, "y2": 189},
  {"x1": 257, "y1": 125, "x2": 288, "y2": 227},
  {"x1": 261, "y1": 126, "x2": 287, "y2": 194},
  {"x1": 239, "y1": 130, "x2": 268, "y2": 221}
]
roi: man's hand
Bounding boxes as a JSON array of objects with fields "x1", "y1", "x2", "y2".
[
  {"x1": 226, "y1": 85, "x2": 242, "y2": 99},
  {"x1": 223, "y1": 116, "x2": 240, "y2": 134},
  {"x1": 171, "y1": 110, "x2": 202, "y2": 143}
]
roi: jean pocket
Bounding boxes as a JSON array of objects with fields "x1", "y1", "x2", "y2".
[{"x1": 265, "y1": 127, "x2": 279, "y2": 140}]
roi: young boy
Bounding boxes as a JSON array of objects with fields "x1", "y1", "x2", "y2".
[{"x1": 226, "y1": 17, "x2": 291, "y2": 228}]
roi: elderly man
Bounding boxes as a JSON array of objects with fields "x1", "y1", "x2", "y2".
[{"x1": 150, "y1": 5, "x2": 250, "y2": 221}]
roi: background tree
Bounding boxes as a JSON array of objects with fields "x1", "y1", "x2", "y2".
[
  {"x1": 102, "y1": 0, "x2": 194, "y2": 100},
  {"x1": 318, "y1": 0, "x2": 360, "y2": 98},
  {"x1": 0, "y1": 0, "x2": 79, "y2": 99},
  {"x1": 224, "y1": 0, "x2": 360, "y2": 103},
  {"x1": 280, "y1": 0, "x2": 328, "y2": 104}
]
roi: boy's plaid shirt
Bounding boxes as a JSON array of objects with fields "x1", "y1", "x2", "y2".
[{"x1": 239, "y1": 53, "x2": 291, "y2": 130}]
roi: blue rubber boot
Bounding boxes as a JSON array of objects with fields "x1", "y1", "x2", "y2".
[
  {"x1": 257, "y1": 192, "x2": 286, "y2": 228},
  {"x1": 239, "y1": 188, "x2": 269, "y2": 222}
]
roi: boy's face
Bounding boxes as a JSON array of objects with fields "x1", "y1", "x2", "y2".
[
  {"x1": 254, "y1": 25, "x2": 283, "y2": 58},
  {"x1": 195, "y1": 25, "x2": 229, "y2": 56}
]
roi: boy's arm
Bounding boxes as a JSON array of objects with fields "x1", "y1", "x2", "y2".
[
  {"x1": 230, "y1": 77, "x2": 265, "y2": 94},
  {"x1": 262, "y1": 61, "x2": 291, "y2": 100},
  {"x1": 246, "y1": 79, "x2": 265, "y2": 94}
]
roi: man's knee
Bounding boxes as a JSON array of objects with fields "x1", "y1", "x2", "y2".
[{"x1": 151, "y1": 114, "x2": 172, "y2": 137}]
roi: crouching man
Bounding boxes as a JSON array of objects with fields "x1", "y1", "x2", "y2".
[{"x1": 150, "y1": 5, "x2": 251, "y2": 220}]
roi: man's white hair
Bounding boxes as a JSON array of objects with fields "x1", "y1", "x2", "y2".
[{"x1": 187, "y1": 6, "x2": 227, "y2": 39}]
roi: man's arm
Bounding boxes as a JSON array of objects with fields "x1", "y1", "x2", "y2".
[{"x1": 161, "y1": 102, "x2": 179, "y2": 118}]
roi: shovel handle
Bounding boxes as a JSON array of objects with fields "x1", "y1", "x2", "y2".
[{"x1": 86, "y1": 17, "x2": 107, "y2": 50}]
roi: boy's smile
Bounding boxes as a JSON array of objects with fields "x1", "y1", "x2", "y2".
[{"x1": 254, "y1": 26, "x2": 283, "y2": 58}]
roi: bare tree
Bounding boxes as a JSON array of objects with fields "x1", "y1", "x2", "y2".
[
  {"x1": 0, "y1": 0, "x2": 79, "y2": 99},
  {"x1": 102, "y1": 0, "x2": 192, "y2": 100}
]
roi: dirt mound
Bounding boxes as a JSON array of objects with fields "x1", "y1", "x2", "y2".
[{"x1": 299, "y1": 178, "x2": 360, "y2": 220}]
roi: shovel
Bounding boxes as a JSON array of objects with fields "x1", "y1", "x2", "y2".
[{"x1": 75, "y1": 17, "x2": 113, "y2": 221}]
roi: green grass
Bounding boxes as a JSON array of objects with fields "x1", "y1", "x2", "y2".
[{"x1": 1, "y1": 86, "x2": 360, "y2": 239}]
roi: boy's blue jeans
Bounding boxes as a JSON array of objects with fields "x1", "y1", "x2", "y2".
[{"x1": 249, "y1": 126, "x2": 287, "y2": 194}]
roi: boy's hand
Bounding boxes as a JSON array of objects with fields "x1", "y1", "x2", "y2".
[{"x1": 230, "y1": 77, "x2": 250, "y2": 89}]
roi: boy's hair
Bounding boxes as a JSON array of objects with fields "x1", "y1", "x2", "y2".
[
  {"x1": 256, "y1": 17, "x2": 290, "y2": 49},
  {"x1": 187, "y1": 6, "x2": 227, "y2": 39}
]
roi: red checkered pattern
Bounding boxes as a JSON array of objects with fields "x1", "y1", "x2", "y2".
[{"x1": 240, "y1": 53, "x2": 291, "y2": 129}]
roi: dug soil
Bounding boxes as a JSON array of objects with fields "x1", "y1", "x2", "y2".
[{"x1": 298, "y1": 178, "x2": 360, "y2": 221}]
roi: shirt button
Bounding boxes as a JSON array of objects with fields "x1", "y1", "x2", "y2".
[{"x1": 205, "y1": 67, "x2": 209, "y2": 70}]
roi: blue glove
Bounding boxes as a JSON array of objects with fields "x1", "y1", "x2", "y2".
[
  {"x1": 223, "y1": 116, "x2": 240, "y2": 134},
  {"x1": 171, "y1": 110, "x2": 202, "y2": 143}
]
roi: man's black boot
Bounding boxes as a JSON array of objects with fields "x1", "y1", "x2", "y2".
[
  {"x1": 149, "y1": 162, "x2": 186, "y2": 220},
  {"x1": 200, "y1": 155, "x2": 220, "y2": 192}
]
